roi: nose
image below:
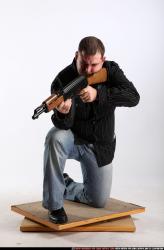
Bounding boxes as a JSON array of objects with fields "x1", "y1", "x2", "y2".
[{"x1": 85, "y1": 65, "x2": 93, "y2": 74}]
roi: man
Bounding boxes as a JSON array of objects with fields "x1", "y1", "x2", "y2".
[{"x1": 42, "y1": 36, "x2": 140, "y2": 224}]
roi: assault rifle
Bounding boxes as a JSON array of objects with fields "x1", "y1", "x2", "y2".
[{"x1": 32, "y1": 68, "x2": 107, "y2": 120}]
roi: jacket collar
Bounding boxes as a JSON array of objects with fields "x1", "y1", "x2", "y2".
[{"x1": 71, "y1": 58, "x2": 79, "y2": 76}]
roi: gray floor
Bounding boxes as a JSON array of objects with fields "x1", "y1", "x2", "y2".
[{"x1": 0, "y1": 179, "x2": 164, "y2": 248}]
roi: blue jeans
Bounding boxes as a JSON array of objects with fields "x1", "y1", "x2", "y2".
[{"x1": 42, "y1": 127, "x2": 113, "y2": 211}]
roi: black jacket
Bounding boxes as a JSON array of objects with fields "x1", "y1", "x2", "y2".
[{"x1": 51, "y1": 59, "x2": 140, "y2": 167}]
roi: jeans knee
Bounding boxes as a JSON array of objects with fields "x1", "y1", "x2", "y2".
[
  {"x1": 45, "y1": 127, "x2": 72, "y2": 146},
  {"x1": 44, "y1": 128, "x2": 74, "y2": 158}
]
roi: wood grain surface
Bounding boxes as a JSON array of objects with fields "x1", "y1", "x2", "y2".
[{"x1": 11, "y1": 198, "x2": 145, "y2": 231}]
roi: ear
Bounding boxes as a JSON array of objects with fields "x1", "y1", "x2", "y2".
[
  {"x1": 75, "y1": 51, "x2": 78, "y2": 60},
  {"x1": 102, "y1": 56, "x2": 106, "y2": 62}
]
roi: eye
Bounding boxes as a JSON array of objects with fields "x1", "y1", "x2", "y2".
[{"x1": 80, "y1": 61, "x2": 87, "y2": 67}]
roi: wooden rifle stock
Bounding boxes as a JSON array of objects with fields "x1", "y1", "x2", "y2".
[
  {"x1": 87, "y1": 67, "x2": 107, "y2": 86},
  {"x1": 32, "y1": 67, "x2": 107, "y2": 120}
]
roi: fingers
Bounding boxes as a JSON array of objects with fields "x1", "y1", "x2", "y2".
[
  {"x1": 79, "y1": 86, "x2": 97, "y2": 103},
  {"x1": 57, "y1": 103, "x2": 69, "y2": 114},
  {"x1": 80, "y1": 92, "x2": 90, "y2": 102},
  {"x1": 79, "y1": 88, "x2": 90, "y2": 102},
  {"x1": 56, "y1": 99, "x2": 72, "y2": 114}
]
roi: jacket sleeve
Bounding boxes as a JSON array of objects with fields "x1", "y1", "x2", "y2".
[
  {"x1": 107, "y1": 62, "x2": 140, "y2": 107},
  {"x1": 50, "y1": 76, "x2": 75, "y2": 130}
]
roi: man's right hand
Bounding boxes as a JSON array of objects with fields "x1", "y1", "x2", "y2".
[{"x1": 56, "y1": 98, "x2": 72, "y2": 114}]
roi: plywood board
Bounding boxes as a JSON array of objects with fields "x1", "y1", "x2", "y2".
[
  {"x1": 11, "y1": 198, "x2": 145, "y2": 231},
  {"x1": 20, "y1": 215, "x2": 136, "y2": 232}
]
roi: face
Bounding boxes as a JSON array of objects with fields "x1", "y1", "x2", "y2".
[{"x1": 75, "y1": 51, "x2": 105, "y2": 76}]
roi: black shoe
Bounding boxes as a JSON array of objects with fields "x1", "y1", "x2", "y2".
[
  {"x1": 48, "y1": 207, "x2": 68, "y2": 224},
  {"x1": 63, "y1": 173, "x2": 74, "y2": 186}
]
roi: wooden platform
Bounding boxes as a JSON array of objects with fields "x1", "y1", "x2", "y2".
[
  {"x1": 11, "y1": 198, "x2": 145, "y2": 231},
  {"x1": 20, "y1": 215, "x2": 136, "y2": 232}
]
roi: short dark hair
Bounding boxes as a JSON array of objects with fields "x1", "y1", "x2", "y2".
[{"x1": 78, "y1": 36, "x2": 105, "y2": 56}]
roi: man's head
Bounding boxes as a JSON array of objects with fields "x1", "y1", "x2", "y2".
[{"x1": 75, "y1": 36, "x2": 106, "y2": 76}]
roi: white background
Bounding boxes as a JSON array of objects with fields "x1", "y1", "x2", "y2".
[{"x1": 0, "y1": 0, "x2": 164, "y2": 247}]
